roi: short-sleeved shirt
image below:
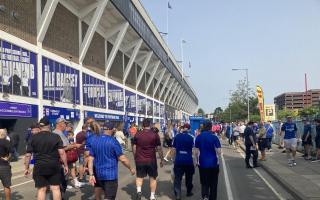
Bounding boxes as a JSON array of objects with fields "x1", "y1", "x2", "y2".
[
  {"x1": 303, "y1": 124, "x2": 312, "y2": 136},
  {"x1": 281, "y1": 122, "x2": 297, "y2": 139},
  {"x1": 173, "y1": 132, "x2": 194, "y2": 165},
  {"x1": 53, "y1": 130, "x2": 69, "y2": 147},
  {"x1": 195, "y1": 131, "x2": 221, "y2": 168},
  {"x1": 265, "y1": 124, "x2": 274, "y2": 138},
  {"x1": 0, "y1": 138, "x2": 12, "y2": 166},
  {"x1": 76, "y1": 131, "x2": 86, "y2": 155},
  {"x1": 26, "y1": 131, "x2": 63, "y2": 175},
  {"x1": 89, "y1": 134, "x2": 123, "y2": 181},
  {"x1": 133, "y1": 128, "x2": 161, "y2": 165},
  {"x1": 244, "y1": 126, "x2": 256, "y2": 146}
]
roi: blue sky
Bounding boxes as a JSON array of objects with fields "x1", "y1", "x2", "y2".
[{"x1": 140, "y1": 0, "x2": 320, "y2": 113}]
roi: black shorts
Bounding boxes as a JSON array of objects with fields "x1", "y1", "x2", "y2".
[
  {"x1": 302, "y1": 134, "x2": 313, "y2": 146},
  {"x1": 233, "y1": 135, "x2": 239, "y2": 141},
  {"x1": 0, "y1": 165, "x2": 12, "y2": 188},
  {"x1": 33, "y1": 172, "x2": 61, "y2": 188},
  {"x1": 166, "y1": 138, "x2": 173, "y2": 147},
  {"x1": 258, "y1": 138, "x2": 268, "y2": 151},
  {"x1": 136, "y1": 163, "x2": 158, "y2": 179},
  {"x1": 95, "y1": 179, "x2": 118, "y2": 200}
]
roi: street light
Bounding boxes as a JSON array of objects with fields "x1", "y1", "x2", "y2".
[
  {"x1": 232, "y1": 68, "x2": 250, "y2": 122},
  {"x1": 180, "y1": 39, "x2": 187, "y2": 79}
]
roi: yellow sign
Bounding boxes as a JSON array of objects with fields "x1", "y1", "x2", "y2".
[
  {"x1": 256, "y1": 85, "x2": 265, "y2": 122},
  {"x1": 264, "y1": 104, "x2": 276, "y2": 122}
]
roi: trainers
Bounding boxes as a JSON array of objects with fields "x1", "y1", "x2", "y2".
[
  {"x1": 150, "y1": 195, "x2": 157, "y2": 200},
  {"x1": 292, "y1": 160, "x2": 297, "y2": 166},
  {"x1": 164, "y1": 157, "x2": 169, "y2": 162},
  {"x1": 186, "y1": 192, "x2": 194, "y2": 197},
  {"x1": 136, "y1": 192, "x2": 142, "y2": 200},
  {"x1": 66, "y1": 185, "x2": 73, "y2": 190}
]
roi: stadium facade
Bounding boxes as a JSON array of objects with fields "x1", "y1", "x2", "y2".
[{"x1": 0, "y1": 0, "x2": 198, "y2": 152}]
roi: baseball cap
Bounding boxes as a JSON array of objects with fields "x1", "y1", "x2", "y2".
[
  {"x1": 39, "y1": 117, "x2": 50, "y2": 126},
  {"x1": 103, "y1": 122, "x2": 114, "y2": 130},
  {"x1": 183, "y1": 123, "x2": 191, "y2": 129},
  {"x1": 56, "y1": 118, "x2": 67, "y2": 124}
]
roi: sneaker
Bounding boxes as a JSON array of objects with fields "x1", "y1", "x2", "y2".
[
  {"x1": 186, "y1": 192, "x2": 194, "y2": 197},
  {"x1": 74, "y1": 181, "x2": 84, "y2": 188},
  {"x1": 136, "y1": 192, "x2": 142, "y2": 200},
  {"x1": 150, "y1": 195, "x2": 157, "y2": 200},
  {"x1": 203, "y1": 197, "x2": 209, "y2": 200},
  {"x1": 66, "y1": 185, "x2": 73, "y2": 190},
  {"x1": 164, "y1": 157, "x2": 169, "y2": 162},
  {"x1": 292, "y1": 160, "x2": 297, "y2": 166}
]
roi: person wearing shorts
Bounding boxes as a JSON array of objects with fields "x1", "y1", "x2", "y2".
[
  {"x1": 281, "y1": 116, "x2": 298, "y2": 167},
  {"x1": 133, "y1": 119, "x2": 164, "y2": 200},
  {"x1": 24, "y1": 117, "x2": 68, "y2": 200},
  {"x1": 0, "y1": 129, "x2": 12, "y2": 200},
  {"x1": 88, "y1": 122, "x2": 135, "y2": 200}
]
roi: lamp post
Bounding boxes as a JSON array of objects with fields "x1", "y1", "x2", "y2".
[
  {"x1": 180, "y1": 39, "x2": 187, "y2": 79},
  {"x1": 232, "y1": 68, "x2": 250, "y2": 122}
]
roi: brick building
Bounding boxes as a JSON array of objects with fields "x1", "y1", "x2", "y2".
[{"x1": 274, "y1": 89, "x2": 320, "y2": 110}]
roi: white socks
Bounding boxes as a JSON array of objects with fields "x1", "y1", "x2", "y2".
[
  {"x1": 137, "y1": 186, "x2": 142, "y2": 193},
  {"x1": 150, "y1": 192, "x2": 155, "y2": 199}
]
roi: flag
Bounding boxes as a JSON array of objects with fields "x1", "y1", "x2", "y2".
[
  {"x1": 168, "y1": 2, "x2": 172, "y2": 9},
  {"x1": 256, "y1": 85, "x2": 265, "y2": 122}
]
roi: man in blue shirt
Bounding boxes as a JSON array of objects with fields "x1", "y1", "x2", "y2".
[
  {"x1": 244, "y1": 121, "x2": 259, "y2": 168},
  {"x1": 195, "y1": 120, "x2": 221, "y2": 200},
  {"x1": 265, "y1": 121, "x2": 274, "y2": 151},
  {"x1": 88, "y1": 122, "x2": 135, "y2": 200},
  {"x1": 281, "y1": 116, "x2": 298, "y2": 167},
  {"x1": 172, "y1": 123, "x2": 195, "y2": 200}
]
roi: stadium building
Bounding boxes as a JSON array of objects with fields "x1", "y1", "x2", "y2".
[{"x1": 0, "y1": 0, "x2": 198, "y2": 153}]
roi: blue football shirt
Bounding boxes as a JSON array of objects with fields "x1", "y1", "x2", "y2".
[
  {"x1": 281, "y1": 122, "x2": 297, "y2": 139},
  {"x1": 89, "y1": 134, "x2": 123, "y2": 181},
  {"x1": 173, "y1": 132, "x2": 194, "y2": 165},
  {"x1": 195, "y1": 131, "x2": 221, "y2": 168}
]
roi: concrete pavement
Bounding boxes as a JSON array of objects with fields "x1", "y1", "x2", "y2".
[
  {"x1": 0, "y1": 140, "x2": 296, "y2": 200},
  {"x1": 249, "y1": 144, "x2": 320, "y2": 200}
]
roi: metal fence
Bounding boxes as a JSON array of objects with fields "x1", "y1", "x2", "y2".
[{"x1": 272, "y1": 121, "x2": 318, "y2": 152}]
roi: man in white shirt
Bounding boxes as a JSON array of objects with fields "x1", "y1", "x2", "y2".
[
  {"x1": 114, "y1": 126, "x2": 126, "y2": 150},
  {"x1": 240, "y1": 122, "x2": 246, "y2": 141}
]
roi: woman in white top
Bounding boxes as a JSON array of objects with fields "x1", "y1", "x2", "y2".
[{"x1": 114, "y1": 124, "x2": 126, "y2": 150}]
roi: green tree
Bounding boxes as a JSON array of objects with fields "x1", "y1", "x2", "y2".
[
  {"x1": 277, "y1": 109, "x2": 297, "y2": 120},
  {"x1": 299, "y1": 106, "x2": 319, "y2": 118},
  {"x1": 220, "y1": 79, "x2": 259, "y2": 122},
  {"x1": 197, "y1": 108, "x2": 205, "y2": 116}
]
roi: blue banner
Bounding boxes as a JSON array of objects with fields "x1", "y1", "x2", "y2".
[
  {"x1": 108, "y1": 83, "x2": 124, "y2": 111},
  {"x1": 42, "y1": 57, "x2": 80, "y2": 104},
  {"x1": 43, "y1": 106, "x2": 80, "y2": 121},
  {"x1": 0, "y1": 101, "x2": 38, "y2": 118},
  {"x1": 83, "y1": 73, "x2": 106, "y2": 108},
  {"x1": 125, "y1": 90, "x2": 136, "y2": 113},
  {"x1": 137, "y1": 95, "x2": 146, "y2": 115},
  {"x1": 84, "y1": 111, "x2": 123, "y2": 121},
  {"x1": 147, "y1": 99, "x2": 153, "y2": 116},
  {"x1": 0, "y1": 40, "x2": 37, "y2": 97}
]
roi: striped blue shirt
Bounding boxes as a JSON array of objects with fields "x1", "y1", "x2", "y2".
[{"x1": 89, "y1": 134, "x2": 123, "y2": 180}]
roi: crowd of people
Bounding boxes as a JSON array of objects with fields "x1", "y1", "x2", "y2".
[{"x1": 1, "y1": 115, "x2": 320, "y2": 200}]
